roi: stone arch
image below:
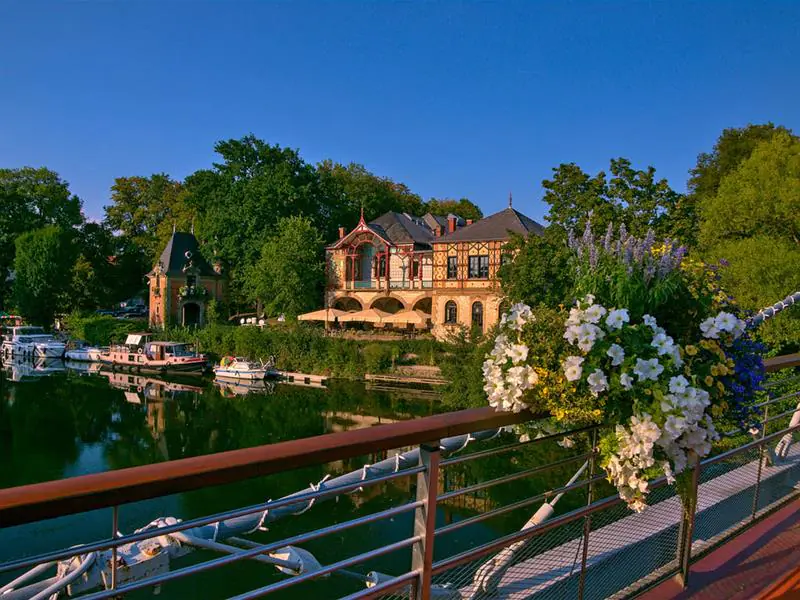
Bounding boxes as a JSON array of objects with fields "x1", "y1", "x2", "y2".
[
  {"x1": 471, "y1": 301, "x2": 484, "y2": 331},
  {"x1": 182, "y1": 302, "x2": 202, "y2": 327},
  {"x1": 371, "y1": 296, "x2": 405, "y2": 314},
  {"x1": 332, "y1": 296, "x2": 362, "y2": 312},
  {"x1": 412, "y1": 297, "x2": 432, "y2": 315},
  {"x1": 444, "y1": 300, "x2": 458, "y2": 324}
]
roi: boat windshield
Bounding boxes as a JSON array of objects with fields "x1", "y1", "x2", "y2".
[{"x1": 166, "y1": 344, "x2": 195, "y2": 357}]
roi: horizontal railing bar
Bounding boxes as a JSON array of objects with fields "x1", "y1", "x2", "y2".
[
  {"x1": 764, "y1": 354, "x2": 800, "y2": 372},
  {"x1": 0, "y1": 469, "x2": 424, "y2": 575},
  {"x1": 764, "y1": 373, "x2": 800, "y2": 389},
  {"x1": 228, "y1": 537, "x2": 421, "y2": 600},
  {"x1": 435, "y1": 474, "x2": 607, "y2": 536},
  {"x1": 752, "y1": 390, "x2": 800, "y2": 408},
  {"x1": 703, "y1": 422, "x2": 800, "y2": 466},
  {"x1": 73, "y1": 505, "x2": 424, "y2": 600},
  {"x1": 340, "y1": 571, "x2": 419, "y2": 599},
  {"x1": 440, "y1": 423, "x2": 601, "y2": 467},
  {"x1": 0, "y1": 406, "x2": 539, "y2": 528},
  {"x1": 763, "y1": 408, "x2": 800, "y2": 425},
  {"x1": 439, "y1": 452, "x2": 594, "y2": 501}
]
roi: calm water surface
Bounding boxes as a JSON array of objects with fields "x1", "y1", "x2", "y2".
[{"x1": 0, "y1": 359, "x2": 588, "y2": 598}]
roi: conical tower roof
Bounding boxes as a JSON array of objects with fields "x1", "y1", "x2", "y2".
[{"x1": 150, "y1": 232, "x2": 219, "y2": 277}]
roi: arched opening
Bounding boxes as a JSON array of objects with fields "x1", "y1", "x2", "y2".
[
  {"x1": 371, "y1": 297, "x2": 404, "y2": 314},
  {"x1": 182, "y1": 302, "x2": 201, "y2": 327},
  {"x1": 444, "y1": 301, "x2": 458, "y2": 324},
  {"x1": 472, "y1": 301, "x2": 484, "y2": 331},
  {"x1": 412, "y1": 297, "x2": 432, "y2": 315},
  {"x1": 498, "y1": 300, "x2": 510, "y2": 322},
  {"x1": 332, "y1": 297, "x2": 362, "y2": 312}
]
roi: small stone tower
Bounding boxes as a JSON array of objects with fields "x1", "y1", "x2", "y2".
[{"x1": 147, "y1": 231, "x2": 225, "y2": 328}]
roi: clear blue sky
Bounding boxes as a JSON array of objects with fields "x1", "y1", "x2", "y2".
[{"x1": 1, "y1": 2, "x2": 799, "y2": 223}]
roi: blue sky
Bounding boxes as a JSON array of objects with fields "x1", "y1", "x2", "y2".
[{"x1": 1, "y1": 2, "x2": 799, "y2": 223}]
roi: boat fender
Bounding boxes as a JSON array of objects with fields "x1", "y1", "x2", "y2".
[
  {"x1": 137, "y1": 386, "x2": 143, "y2": 393},
  {"x1": 137, "y1": 348, "x2": 144, "y2": 354}
]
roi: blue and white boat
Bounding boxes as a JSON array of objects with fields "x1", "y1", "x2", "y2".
[{"x1": 213, "y1": 356, "x2": 276, "y2": 381}]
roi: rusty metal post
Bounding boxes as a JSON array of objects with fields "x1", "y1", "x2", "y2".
[
  {"x1": 412, "y1": 441, "x2": 441, "y2": 600},
  {"x1": 577, "y1": 430, "x2": 597, "y2": 600},
  {"x1": 675, "y1": 454, "x2": 700, "y2": 589}
]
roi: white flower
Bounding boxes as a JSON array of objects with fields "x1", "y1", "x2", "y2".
[
  {"x1": 633, "y1": 358, "x2": 664, "y2": 381},
  {"x1": 671, "y1": 346, "x2": 684, "y2": 368},
  {"x1": 557, "y1": 436, "x2": 575, "y2": 449},
  {"x1": 642, "y1": 314, "x2": 659, "y2": 330},
  {"x1": 563, "y1": 355, "x2": 584, "y2": 382},
  {"x1": 566, "y1": 307, "x2": 584, "y2": 326},
  {"x1": 582, "y1": 294, "x2": 596, "y2": 305},
  {"x1": 607, "y1": 343, "x2": 625, "y2": 366},
  {"x1": 732, "y1": 319, "x2": 746, "y2": 339},
  {"x1": 564, "y1": 324, "x2": 581, "y2": 344},
  {"x1": 662, "y1": 461, "x2": 675, "y2": 485},
  {"x1": 577, "y1": 337, "x2": 595, "y2": 353},
  {"x1": 669, "y1": 375, "x2": 689, "y2": 395},
  {"x1": 583, "y1": 304, "x2": 608, "y2": 324},
  {"x1": 587, "y1": 369, "x2": 608, "y2": 396},
  {"x1": 605, "y1": 308, "x2": 630, "y2": 330},
  {"x1": 748, "y1": 426, "x2": 760, "y2": 436},
  {"x1": 663, "y1": 415, "x2": 687, "y2": 440},
  {"x1": 620, "y1": 372, "x2": 634, "y2": 390},
  {"x1": 504, "y1": 303, "x2": 534, "y2": 330},
  {"x1": 505, "y1": 344, "x2": 529, "y2": 364},
  {"x1": 651, "y1": 333, "x2": 675, "y2": 356},
  {"x1": 519, "y1": 433, "x2": 531, "y2": 443},
  {"x1": 714, "y1": 311, "x2": 737, "y2": 332},
  {"x1": 700, "y1": 317, "x2": 719, "y2": 339}
]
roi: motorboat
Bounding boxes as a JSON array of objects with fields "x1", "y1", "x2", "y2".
[
  {"x1": 1, "y1": 326, "x2": 65, "y2": 359},
  {"x1": 213, "y1": 356, "x2": 276, "y2": 381},
  {"x1": 98, "y1": 333, "x2": 208, "y2": 374},
  {"x1": 214, "y1": 378, "x2": 276, "y2": 398},
  {"x1": 65, "y1": 340, "x2": 106, "y2": 362}
]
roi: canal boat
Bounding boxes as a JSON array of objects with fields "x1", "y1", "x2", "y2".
[
  {"x1": 213, "y1": 356, "x2": 276, "y2": 381},
  {"x1": 99, "y1": 333, "x2": 208, "y2": 374},
  {"x1": 65, "y1": 340, "x2": 106, "y2": 362},
  {"x1": 1, "y1": 326, "x2": 66, "y2": 359}
]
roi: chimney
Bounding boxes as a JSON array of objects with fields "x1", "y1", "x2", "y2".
[
  {"x1": 447, "y1": 216, "x2": 456, "y2": 234},
  {"x1": 434, "y1": 226, "x2": 440, "y2": 237},
  {"x1": 466, "y1": 219, "x2": 473, "y2": 226},
  {"x1": 338, "y1": 226, "x2": 346, "y2": 239}
]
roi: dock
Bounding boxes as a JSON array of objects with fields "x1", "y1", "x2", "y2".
[
  {"x1": 364, "y1": 373, "x2": 448, "y2": 386},
  {"x1": 278, "y1": 371, "x2": 328, "y2": 387}
]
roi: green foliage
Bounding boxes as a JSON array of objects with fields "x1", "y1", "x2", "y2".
[
  {"x1": 13, "y1": 227, "x2": 76, "y2": 325},
  {"x1": 439, "y1": 328, "x2": 492, "y2": 408},
  {"x1": 424, "y1": 197, "x2": 483, "y2": 221},
  {"x1": 362, "y1": 343, "x2": 393, "y2": 373},
  {"x1": 499, "y1": 227, "x2": 573, "y2": 307},
  {"x1": 0, "y1": 167, "x2": 82, "y2": 309},
  {"x1": 62, "y1": 313, "x2": 143, "y2": 345},
  {"x1": 542, "y1": 158, "x2": 681, "y2": 239},
  {"x1": 245, "y1": 216, "x2": 325, "y2": 317}
]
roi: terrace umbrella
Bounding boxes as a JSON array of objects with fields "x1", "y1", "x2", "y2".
[
  {"x1": 381, "y1": 310, "x2": 432, "y2": 328},
  {"x1": 337, "y1": 308, "x2": 391, "y2": 324},
  {"x1": 297, "y1": 308, "x2": 346, "y2": 322}
]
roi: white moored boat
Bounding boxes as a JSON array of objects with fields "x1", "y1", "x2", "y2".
[
  {"x1": 65, "y1": 340, "x2": 106, "y2": 362},
  {"x1": 213, "y1": 356, "x2": 276, "y2": 381},
  {"x1": 1, "y1": 326, "x2": 65, "y2": 359}
]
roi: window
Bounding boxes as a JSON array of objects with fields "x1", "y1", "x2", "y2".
[
  {"x1": 412, "y1": 259, "x2": 420, "y2": 278},
  {"x1": 187, "y1": 275, "x2": 196, "y2": 287},
  {"x1": 468, "y1": 255, "x2": 489, "y2": 278},
  {"x1": 375, "y1": 255, "x2": 387, "y2": 278},
  {"x1": 447, "y1": 256, "x2": 458, "y2": 279},
  {"x1": 444, "y1": 301, "x2": 458, "y2": 324},
  {"x1": 501, "y1": 252, "x2": 512, "y2": 266},
  {"x1": 472, "y1": 301, "x2": 484, "y2": 330}
]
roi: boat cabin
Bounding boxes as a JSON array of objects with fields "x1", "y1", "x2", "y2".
[{"x1": 143, "y1": 342, "x2": 197, "y2": 362}]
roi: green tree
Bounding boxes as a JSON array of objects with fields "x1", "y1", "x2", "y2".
[
  {"x1": 245, "y1": 216, "x2": 325, "y2": 317},
  {"x1": 0, "y1": 167, "x2": 82, "y2": 308},
  {"x1": 499, "y1": 227, "x2": 573, "y2": 307},
  {"x1": 104, "y1": 174, "x2": 189, "y2": 262},
  {"x1": 424, "y1": 197, "x2": 483, "y2": 221},
  {"x1": 542, "y1": 159, "x2": 681, "y2": 239},
  {"x1": 13, "y1": 226, "x2": 77, "y2": 324}
]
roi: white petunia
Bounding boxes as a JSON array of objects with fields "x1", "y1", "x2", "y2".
[
  {"x1": 642, "y1": 314, "x2": 659, "y2": 330},
  {"x1": 663, "y1": 415, "x2": 687, "y2": 440},
  {"x1": 564, "y1": 324, "x2": 581, "y2": 344},
  {"x1": 557, "y1": 436, "x2": 575, "y2": 449},
  {"x1": 714, "y1": 311, "x2": 737, "y2": 332},
  {"x1": 563, "y1": 356, "x2": 584, "y2": 382},
  {"x1": 669, "y1": 375, "x2": 689, "y2": 395},
  {"x1": 605, "y1": 308, "x2": 630, "y2": 330},
  {"x1": 651, "y1": 333, "x2": 675, "y2": 356},
  {"x1": 662, "y1": 461, "x2": 676, "y2": 485},
  {"x1": 620, "y1": 372, "x2": 634, "y2": 390},
  {"x1": 505, "y1": 344, "x2": 529, "y2": 364},
  {"x1": 633, "y1": 358, "x2": 664, "y2": 381},
  {"x1": 566, "y1": 307, "x2": 584, "y2": 326},
  {"x1": 583, "y1": 304, "x2": 608, "y2": 324},
  {"x1": 700, "y1": 317, "x2": 719, "y2": 339},
  {"x1": 587, "y1": 369, "x2": 609, "y2": 396},
  {"x1": 607, "y1": 343, "x2": 625, "y2": 366}
]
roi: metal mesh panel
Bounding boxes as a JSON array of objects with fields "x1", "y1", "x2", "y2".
[{"x1": 582, "y1": 484, "x2": 681, "y2": 600}]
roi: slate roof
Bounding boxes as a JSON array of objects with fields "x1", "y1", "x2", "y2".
[
  {"x1": 151, "y1": 232, "x2": 220, "y2": 277},
  {"x1": 422, "y1": 213, "x2": 464, "y2": 231},
  {"x1": 435, "y1": 207, "x2": 544, "y2": 242},
  {"x1": 367, "y1": 212, "x2": 435, "y2": 246}
]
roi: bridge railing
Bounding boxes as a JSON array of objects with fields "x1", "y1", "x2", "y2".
[{"x1": 1, "y1": 354, "x2": 799, "y2": 599}]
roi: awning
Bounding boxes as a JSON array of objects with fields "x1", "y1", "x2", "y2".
[
  {"x1": 338, "y1": 308, "x2": 391, "y2": 323},
  {"x1": 297, "y1": 308, "x2": 347, "y2": 322},
  {"x1": 381, "y1": 310, "x2": 432, "y2": 327}
]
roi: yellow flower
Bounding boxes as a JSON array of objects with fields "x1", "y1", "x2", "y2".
[
  {"x1": 704, "y1": 375, "x2": 714, "y2": 387},
  {"x1": 717, "y1": 364, "x2": 728, "y2": 376},
  {"x1": 717, "y1": 381, "x2": 726, "y2": 394},
  {"x1": 710, "y1": 365, "x2": 719, "y2": 376},
  {"x1": 644, "y1": 388, "x2": 652, "y2": 396},
  {"x1": 685, "y1": 345, "x2": 698, "y2": 356}
]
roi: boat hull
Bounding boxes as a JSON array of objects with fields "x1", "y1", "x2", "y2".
[
  {"x1": 65, "y1": 348, "x2": 104, "y2": 362},
  {"x1": 213, "y1": 368, "x2": 268, "y2": 381},
  {"x1": 99, "y1": 357, "x2": 208, "y2": 374},
  {"x1": 34, "y1": 343, "x2": 66, "y2": 359}
]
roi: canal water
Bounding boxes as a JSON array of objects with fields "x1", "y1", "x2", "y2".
[{"x1": 0, "y1": 359, "x2": 591, "y2": 598}]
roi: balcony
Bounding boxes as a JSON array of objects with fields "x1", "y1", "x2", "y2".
[
  {"x1": 339, "y1": 279, "x2": 433, "y2": 291},
  {"x1": 1, "y1": 354, "x2": 799, "y2": 599}
]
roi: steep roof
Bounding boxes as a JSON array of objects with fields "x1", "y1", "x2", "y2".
[
  {"x1": 367, "y1": 212, "x2": 435, "y2": 245},
  {"x1": 435, "y1": 207, "x2": 544, "y2": 243},
  {"x1": 151, "y1": 232, "x2": 219, "y2": 277}
]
